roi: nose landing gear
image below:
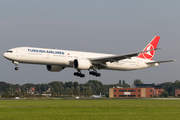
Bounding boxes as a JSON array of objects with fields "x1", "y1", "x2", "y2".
[
  {"x1": 13, "y1": 61, "x2": 19, "y2": 71},
  {"x1": 15, "y1": 67, "x2": 19, "y2": 70}
]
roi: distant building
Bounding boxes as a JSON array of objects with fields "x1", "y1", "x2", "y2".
[
  {"x1": 28, "y1": 87, "x2": 36, "y2": 94},
  {"x1": 15, "y1": 88, "x2": 21, "y2": 93},
  {"x1": 46, "y1": 88, "x2": 51, "y2": 93},
  {"x1": 153, "y1": 85, "x2": 165, "y2": 97},
  {"x1": 109, "y1": 84, "x2": 164, "y2": 98},
  {"x1": 175, "y1": 89, "x2": 180, "y2": 97}
]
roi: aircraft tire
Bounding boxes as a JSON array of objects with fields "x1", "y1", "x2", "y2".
[
  {"x1": 77, "y1": 73, "x2": 80, "y2": 77},
  {"x1": 15, "y1": 67, "x2": 19, "y2": 71},
  {"x1": 96, "y1": 73, "x2": 101, "y2": 77},
  {"x1": 80, "y1": 74, "x2": 85, "y2": 78},
  {"x1": 74, "y1": 72, "x2": 78, "y2": 76},
  {"x1": 89, "y1": 71, "x2": 93, "y2": 75}
]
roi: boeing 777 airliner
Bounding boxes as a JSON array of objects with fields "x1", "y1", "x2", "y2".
[{"x1": 3, "y1": 36, "x2": 175, "y2": 78}]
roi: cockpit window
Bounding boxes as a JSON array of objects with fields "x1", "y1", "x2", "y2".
[{"x1": 6, "y1": 51, "x2": 13, "y2": 53}]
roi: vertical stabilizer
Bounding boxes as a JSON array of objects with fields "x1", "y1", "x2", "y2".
[{"x1": 137, "y1": 36, "x2": 160, "y2": 60}]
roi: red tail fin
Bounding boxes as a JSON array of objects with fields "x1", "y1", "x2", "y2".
[{"x1": 137, "y1": 36, "x2": 160, "y2": 60}]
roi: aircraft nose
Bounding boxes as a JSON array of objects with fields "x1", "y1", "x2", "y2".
[
  {"x1": 3, "y1": 53, "x2": 7, "y2": 58},
  {"x1": 3, "y1": 52, "x2": 10, "y2": 59},
  {"x1": 3, "y1": 50, "x2": 14, "y2": 60}
]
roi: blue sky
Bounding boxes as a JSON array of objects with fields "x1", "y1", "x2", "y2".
[{"x1": 0, "y1": 1, "x2": 179, "y2": 85}]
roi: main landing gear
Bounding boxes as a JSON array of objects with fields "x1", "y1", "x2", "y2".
[
  {"x1": 74, "y1": 70, "x2": 101, "y2": 78},
  {"x1": 74, "y1": 70, "x2": 85, "y2": 78},
  {"x1": 13, "y1": 61, "x2": 19, "y2": 71},
  {"x1": 89, "y1": 71, "x2": 101, "y2": 77}
]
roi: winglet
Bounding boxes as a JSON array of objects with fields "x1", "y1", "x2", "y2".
[{"x1": 137, "y1": 36, "x2": 160, "y2": 60}]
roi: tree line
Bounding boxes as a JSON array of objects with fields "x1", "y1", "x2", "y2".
[
  {"x1": 0, "y1": 80, "x2": 107, "y2": 97},
  {"x1": 0, "y1": 79, "x2": 180, "y2": 97}
]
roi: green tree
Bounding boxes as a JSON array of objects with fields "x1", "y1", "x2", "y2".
[
  {"x1": 161, "y1": 91, "x2": 169, "y2": 97},
  {"x1": 119, "y1": 80, "x2": 121, "y2": 85},
  {"x1": 122, "y1": 80, "x2": 125, "y2": 85},
  {"x1": 134, "y1": 79, "x2": 143, "y2": 84},
  {"x1": 73, "y1": 81, "x2": 78, "y2": 88},
  {"x1": 69, "y1": 87, "x2": 75, "y2": 96},
  {"x1": 76, "y1": 86, "x2": 80, "y2": 96},
  {"x1": 65, "y1": 87, "x2": 70, "y2": 95},
  {"x1": 161, "y1": 82, "x2": 173, "y2": 95}
]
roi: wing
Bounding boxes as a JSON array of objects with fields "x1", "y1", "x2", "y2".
[{"x1": 90, "y1": 48, "x2": 161, "y2": 64}]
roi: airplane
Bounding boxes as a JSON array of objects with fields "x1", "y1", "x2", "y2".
[
  {"x1": 92, "y1": 92, "x2": 102, "y2": 98},
  {"x1": 3, "y1": 36, "x2": 175, "y2": 78}
]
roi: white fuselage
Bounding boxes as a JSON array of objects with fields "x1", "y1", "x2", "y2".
[{"x1": 3, "y1": 47, "x2": 158, "y2": 71}]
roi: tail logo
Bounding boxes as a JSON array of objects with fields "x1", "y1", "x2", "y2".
[
  {"x1": 142, "y1": 44, "x2": 155, "y2": 60},
  {"x1": 137, "y1": 36, "x2": 160, "y2": 60}
]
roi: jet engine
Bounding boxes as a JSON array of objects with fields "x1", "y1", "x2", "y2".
[
  {"x1": 46, "y1": 65, "x2": 65, "y2": 72},
  {"x1": 73, "y1": 59, "x2": 92, "y2": 70}
]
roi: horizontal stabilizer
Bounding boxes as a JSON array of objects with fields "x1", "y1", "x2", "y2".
[{"x1": 146, "y1": 60, "x2": 176, "y2": 64}]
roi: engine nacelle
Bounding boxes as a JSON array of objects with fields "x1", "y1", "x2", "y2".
[
  {"x1": 46, "y1": 65, "x2": 65, "y2": 72},
  {"x1": 73, "y1": 59, "x2": 92, "y2": 70}
]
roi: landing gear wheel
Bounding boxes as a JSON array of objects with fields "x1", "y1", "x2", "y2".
[
  {"x1": 15, "y1": 67, "x2": 19, "y2": 71},
  {"x1": 80, "y1": 74, "x2": 85, "y2": 78},
  {"x1": 89, "y1": 70, "x2": 101, "y2": 77},
  {"x1": 89, "y1": 71, "x2": 93, "y2": 75},
  {"x1": 77, "y1": 73, "x2": 81, "y2": 77},
  {"x1": 74, "y1": 72, "x2": 78, "y2": 76},
  {"x1": 96, "y1": 73, "x2": 101, "y2": 77},
  {"x1": 74, "y1": 71, "x2": 85, "y2": 78},
  {"x1": 93, "y1": 72, "x2": 97, "y2": 76},
  {"x1": 13, "y1": 61, "x2": 19, "y2": 71}
]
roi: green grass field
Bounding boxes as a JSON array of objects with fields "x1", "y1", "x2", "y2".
[{"x1": 0, "y1": 99, "x2": 180, "y2": 120}]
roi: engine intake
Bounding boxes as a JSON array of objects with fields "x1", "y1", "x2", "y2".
[
  {"x1": 73, "y1": 59, "x2": 92, "y2": 70},
  {"x1": 46, "y1": 65, "x2": 65, "y2": 72}
]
